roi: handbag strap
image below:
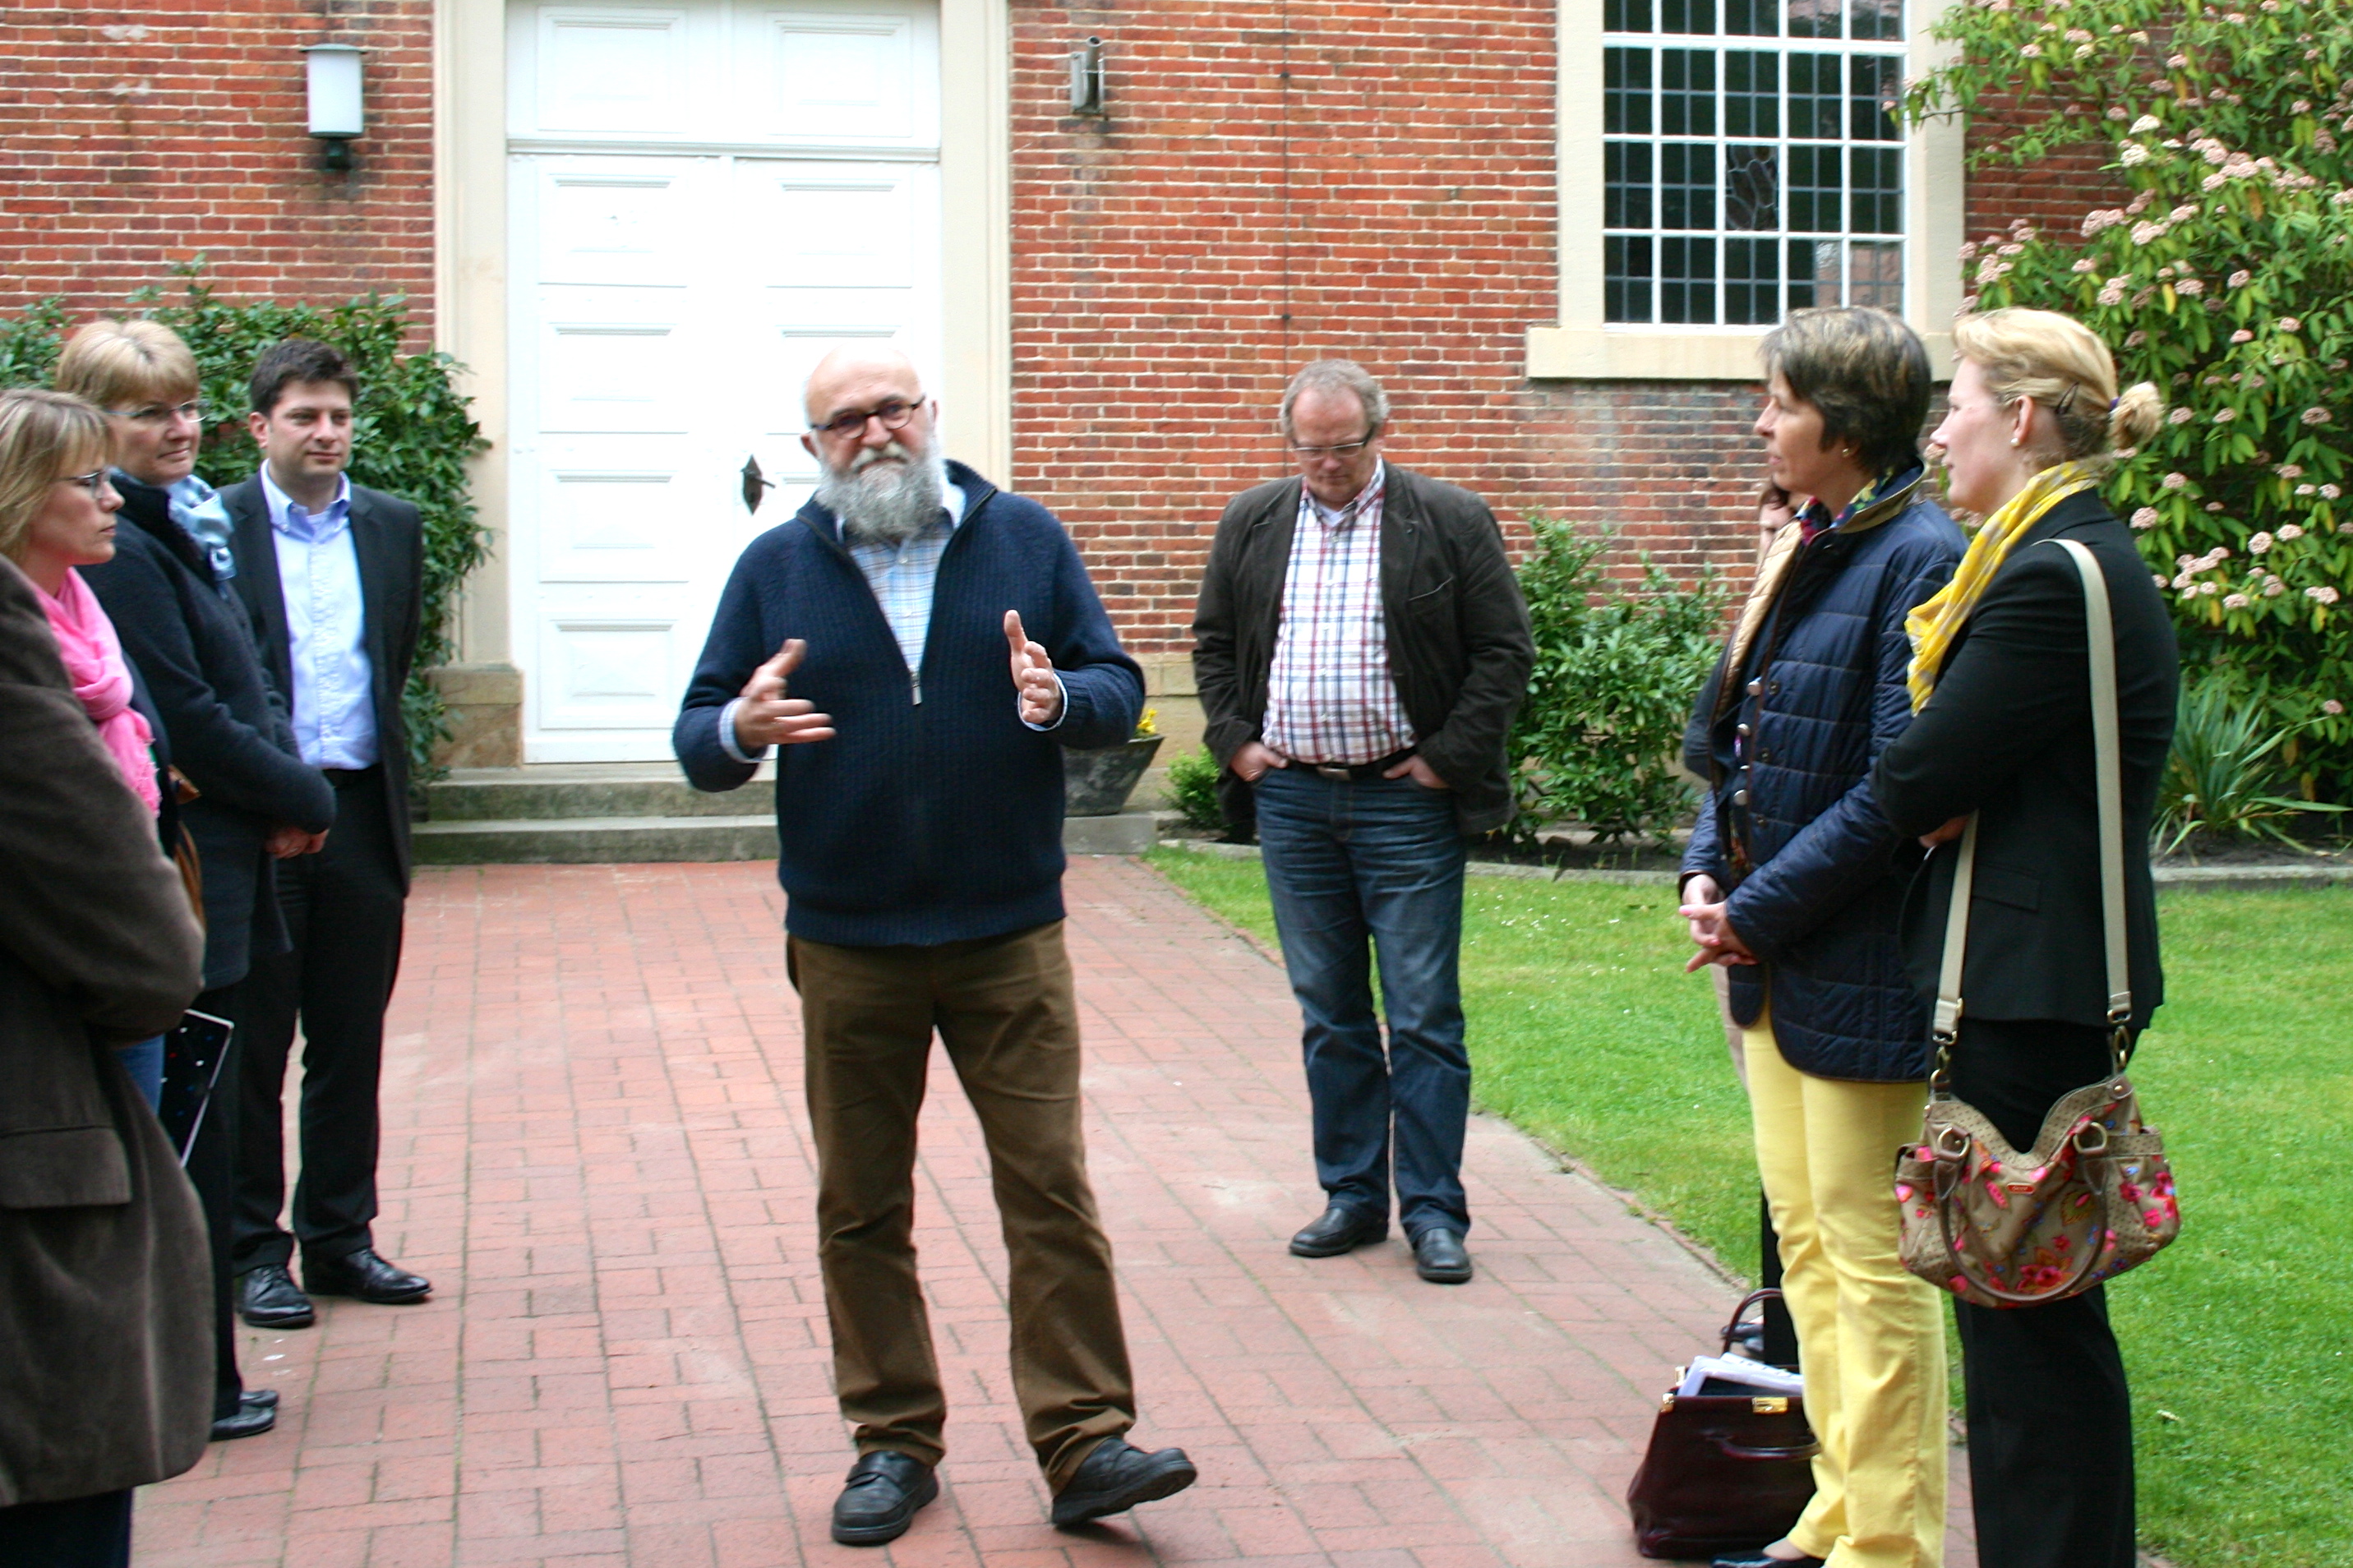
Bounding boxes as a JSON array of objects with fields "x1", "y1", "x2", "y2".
[{"x1": 1931, "y1": 537, "x2": 2130, "y2": 1083}]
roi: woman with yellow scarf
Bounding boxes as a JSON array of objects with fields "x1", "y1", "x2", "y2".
[{"x1": 1873, "y1": 310, "x2": 2171, "y2": 1568}]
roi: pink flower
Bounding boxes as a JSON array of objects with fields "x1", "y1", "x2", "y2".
[
  {"x1": 2130, "y1": 507, "x2": 2161, "y2": 528},
  {"x1": 2162, "y1": 473, "x2": 2189, "y2": 489},
  {"x1": 2231, "y1": 330, "x2": 2255, "y2": 343},
  {"x1": 2177, "y1": 278, "x2": 2205, "y2": 295},
  {"x1": 2022, "y1": 42, "x2": 2044, "y2": 56},
  {"x1": 2073, "y1": 259, "x2": 2098, "y2": 274},
  {"x1": 2251, "y1": 532, "x2": 2275, "y2": 552},
  {"x1": 2325, "y1": 700, "x2": 2346, "y2": 715},
  {"x1": 2228, "y1": 270, "x2": 2252, "y2": 288},
  {"x1": 2224, "y1": 593, "x2": 2251, "y2": 609},
  {"x1": 2308, "y1": 586, "x2": 2341, "y2": 604},
  {"x1": 2169, "y1": 406, "x2": 2196, "y2": 424},
  {"x1": 2280, "y1": 317, "x2": 2303, "y2": 332},
  {"x1": 2214, "y1": 408, "x2": 2237, "y2": 422},
  {"x1": 2305, "y1": 408, "x2": 2336, "y2": 425},
  {"x1": 2282, "y1": 524, "x2": 2306, "y2": 539},
  {"x1": 2297, "y1": 484, "x2": 2317, "y2": 496},
  {"x1": 2324, "y1": 485, "x2": 2343, "y2": 499},
  {"x1": 2277, "y1": 464, "x2": 2305, "y2": 478}
]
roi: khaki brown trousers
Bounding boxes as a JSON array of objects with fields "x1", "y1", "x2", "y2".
[{"x1": 788, "y1": 921, "x2": 1134, "y2": 1490}]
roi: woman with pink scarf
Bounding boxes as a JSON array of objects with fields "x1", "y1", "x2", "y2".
[{"x1": 0, "y1": 388, "x2": 172, "y2": 1107}]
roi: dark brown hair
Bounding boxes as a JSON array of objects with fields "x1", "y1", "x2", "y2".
[
  {"x1": 1760, "y1": 307, "x2": 1932, "y2": 477},
  {"x1": 249, "y1": 338, "x2": 358, "y2": 416}
]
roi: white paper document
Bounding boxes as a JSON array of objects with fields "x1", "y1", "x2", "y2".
[{"x1": 1676, "y1": 1354, "x2": 1805, "y2": 1399}]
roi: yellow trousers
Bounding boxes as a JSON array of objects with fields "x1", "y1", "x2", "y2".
[{"x1": 1744, "y1": 1012, "x2": 1946, "y2": 1568}]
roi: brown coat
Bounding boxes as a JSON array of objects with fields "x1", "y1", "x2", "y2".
[{"x1": 0, "y1": 556, "x2": 213, "y2": 1506}]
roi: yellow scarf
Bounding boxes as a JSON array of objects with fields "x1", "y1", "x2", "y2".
[{"x1": 1903, "y1": 460, "x2": 2103, "y2": 712}]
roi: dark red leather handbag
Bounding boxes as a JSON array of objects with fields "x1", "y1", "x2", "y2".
[{"x1": 1625, "y1": 1289, "x2": 1817, "y2": 1560}]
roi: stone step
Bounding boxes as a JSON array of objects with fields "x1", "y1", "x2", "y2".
[
  {"x1": 424, "y1": 763, "x2": 764, "y2": 822},
  {"x1": 413, "y1": 809, "x2": 1159, "y2": 864}
]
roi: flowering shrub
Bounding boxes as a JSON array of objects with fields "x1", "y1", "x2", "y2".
[{"x1": 1908, "y1": 0, "x2": 2353, "y2": 797}]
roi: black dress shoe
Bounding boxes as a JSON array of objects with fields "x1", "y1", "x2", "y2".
[
  {"x1": 830, "y1": 1450, "x2": 938, "y2": 1545},
  {"x1": 304, "y1": 1248, "x2": 431, "y2": 1305},
  {"x1": 1289, "y1": 1205, "x2": 1387, "y2": 1257},
  {"x1": 1711, "y1": 1554, "x2": 1824, "y2": 1568},
  {"x1": 1050, "y1": 1437, "x2": 1198, "y2": 1527},
  {"x1": 241, "y1": 1387, "x2": 280, "y2": 1413},
  {"x1": 1412, "y1": 1227, "x2": 1473, "y2": 1284},
  {"x1": 210, "y1": 1400, "x2": 276, "y2": 1441},
  {"x1": 237, "y1": 1263, "x2": 316, "y2": 1328}
]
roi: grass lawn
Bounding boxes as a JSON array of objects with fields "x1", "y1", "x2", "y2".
[{"x1": 1145, "y1": 847, "x2": 2352, "y2": 1568}]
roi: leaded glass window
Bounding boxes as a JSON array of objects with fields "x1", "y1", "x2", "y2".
[{"x1": 1603, "y1": 0, "x2": 1906, "y2": 325}]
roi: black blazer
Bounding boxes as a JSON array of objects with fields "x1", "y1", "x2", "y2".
[
  {"x1": 84, "y1": 482, "x2": 336, "y2": 991},
  {"x1": 1872, "y1": 491, "x2": 2178, "y2": 1030},
  {"x1": 220, "y1": 475, "x2": 424, "y2": 890},
  {"x1": 1192, "y1": 466, "x2": 1535, "y2": 836}
]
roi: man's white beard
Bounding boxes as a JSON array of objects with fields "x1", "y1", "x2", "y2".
[{"x1": 817, "y1": 441, "x2": 950, "y2": 545}]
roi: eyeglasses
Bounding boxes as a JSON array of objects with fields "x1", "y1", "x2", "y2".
[
  {"x1": 110, "y1": 400, "x2": 206, "y2": 427},
  {"x1": 1290, "y1": 431, "x2": 1378, "y2": 459},
  {"x1": 59, "y1": 469, "x2": 113, "y2": 496},
  {"x1": 811, "y1": 399, "x2": 923, "y2": 440}
]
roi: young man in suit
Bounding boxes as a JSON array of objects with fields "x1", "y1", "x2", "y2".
[{"x1": 221, "y1": 339, "x2": 431, "y2": 1327}]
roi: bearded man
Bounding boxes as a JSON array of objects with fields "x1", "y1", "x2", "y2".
[{"x1": 673, "y1": 347, "x2": 1194, "y2": 1546}]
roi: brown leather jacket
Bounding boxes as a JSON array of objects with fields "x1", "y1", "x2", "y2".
[
  {"x1": 0, "y1": 556, "x2": 212, "y2": 1506},
  {"x1": 1192, "y1": 466, "x2": 1534, "y2": 837}
]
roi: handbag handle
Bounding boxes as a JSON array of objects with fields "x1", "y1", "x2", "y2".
[
  {"x1": 1931, "y1": 538, "x2": 2131, "y2": 1087},
  {"x1": 1709, "y1": 1434, "x2": 1822, "y2": 1462},
  {"x1": 1717, "y1": 1287, "x2": 1784, "y2": 1354},
  {"x1": 1927, "y1": 1135, "x2": 2113, "y2": 1305}
]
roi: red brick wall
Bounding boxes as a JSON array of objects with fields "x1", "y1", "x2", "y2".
[{"x1": 0, "y1": 2, "x2": 435, "y2": 338}]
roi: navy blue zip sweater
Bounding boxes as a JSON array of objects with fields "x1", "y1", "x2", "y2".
[{"x1": 672, "y1": 463, "x2": 1144, "y2": 946}]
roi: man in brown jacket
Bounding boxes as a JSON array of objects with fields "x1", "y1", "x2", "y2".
[
  {"x1": 1192, "y1": 361, "x2": 1532, "y2": 1286},
  {"x1": 0, "y1": 556, "x2": 213, "y2": 1562}
]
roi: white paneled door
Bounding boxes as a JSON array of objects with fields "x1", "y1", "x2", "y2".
[{"x1": 509, "y1": 0, "x2": 942, "y2": 761}]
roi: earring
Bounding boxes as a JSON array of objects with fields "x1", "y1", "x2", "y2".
[{"x1": 2009, "y1": 436, "x2": 2021, "y2": 447}]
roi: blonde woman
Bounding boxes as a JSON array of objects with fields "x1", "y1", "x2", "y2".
[{"x1": 1874, "y1": 309, "x2": 2173, "y2": 1568}]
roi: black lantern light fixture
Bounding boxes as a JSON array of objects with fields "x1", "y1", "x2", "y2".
[
  {"x1": 1068, "y1": 36, "x2": 1105, "y2": 117},
  {"x1": 303, "y1": 44, "x2": 365, "y2": 172}
]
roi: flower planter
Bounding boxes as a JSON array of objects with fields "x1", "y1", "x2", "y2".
[{"x1": 1063, "y1": 734, "x2": 1164, "y2": 817}]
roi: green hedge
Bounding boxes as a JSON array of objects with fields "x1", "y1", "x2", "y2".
[{"x1": 1, "y1": 266, "x2": 489, "y2": 774}]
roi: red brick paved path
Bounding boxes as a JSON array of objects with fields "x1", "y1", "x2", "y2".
[{"x1": 141, "y1": 859, "x2": 1974, "y2": 1567}]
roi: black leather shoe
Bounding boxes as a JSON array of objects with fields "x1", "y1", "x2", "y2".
[
  {"x1": 210, "y1": 1400, "x2": 276, "y2": 1441},
  {"x1": 238, "y1": 1263, "x2": 316, "y2": 1328},
  {"x1": 240, "y1": 1387, "x2": 279, "y2": 1413},
  {"x1": 830, "y1": 1450, "x2": 938, "y2": 1545},
  {"x1": 304, "y1": 1248, "x2": 431, "y2": 1305},
  {"x1": 1710, "y1": 1554, "x2": 1824, "y2": 1568},
  {"x1": 1050, "y1": 1437, "x2": 1198, "y2": 1527},
  {"x1": 1289, "y1": 1205, "x2": 1387, "y2": 1257},
  {"x1": 1412, "y1": 1227, "x2": 1473, "y2": 1284}
]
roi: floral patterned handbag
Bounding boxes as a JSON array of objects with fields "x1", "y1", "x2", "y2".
[{"x1": 1894, "y1": 539, "x2": 2181, "y2": 1308}]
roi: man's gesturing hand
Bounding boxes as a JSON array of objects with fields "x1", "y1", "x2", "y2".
[
  {"x1": 1004, "y1": 611, "x2": 1064, "y2": 727},
  {"x1": 733, "y1": 639, "x2": 837, "y2": 752}
]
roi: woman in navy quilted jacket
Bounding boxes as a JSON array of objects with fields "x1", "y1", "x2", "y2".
[{"x1": 1678, "y1": 308, "x2": 1967, "y2": 1568}]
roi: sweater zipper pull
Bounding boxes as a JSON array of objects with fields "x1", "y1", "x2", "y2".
[{"x1": 910, "y1": 666, "x2": 922, "y2": 706}]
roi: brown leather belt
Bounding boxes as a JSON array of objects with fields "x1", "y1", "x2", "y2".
[{"x1": 1307, "y1": 749, "x2": 1417, "y2": 782}]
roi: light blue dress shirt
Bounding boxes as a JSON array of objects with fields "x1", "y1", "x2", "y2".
[{"x1": 261, "y1": 468, "x2": 378, "y2": 770}]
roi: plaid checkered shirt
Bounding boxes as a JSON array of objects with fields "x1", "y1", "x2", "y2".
[{"x1": 1262, "y1": 463, "x2": 1417, "y2": 765}]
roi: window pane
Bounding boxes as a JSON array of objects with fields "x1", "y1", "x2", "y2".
[
  {"x1": 1605, "y1": 48, "x2": 1654, "y2": 134},
  {"x1": 1849, "y1": 55, "x2": 1901, "y2": 141},
  {"x1": 1786, "y1": 239, "x2": 1838, "y2": 309},
  {"x1": 1726, "y1": 145, "x2": 1779, "y2": 230},
  {"x1": 1786, "y1": 0, "x2": 1841, "y2": 37},
  {"x1": 1605, "y1": 0, "x2": 1656, "y2": 30},
  {"x1": 1849, "y1": 0, "x2": 1903, "y2": 41},
  {"x1": 1788, "y1": 144, "x2": 1841, "y2": 231},
  {"x1": 1851, "y1": 240, "x2": 1903, "y2": 307},
  {"x1": 1662, "y1": 0, "x2": 1718, "y2": 34},
  {"x1": 1727, "y1": 238, "x2": 1781, "y2": 324},
  {"x1": 1726, "y1": 0, "x2": 1779, "y2": 35},
  {"x1": 1661, "y1": 50, "x2": 1717, "y2": 136},
  {"x1": 1787, "y1": 53, "x2": 1843, "y2": 139},
  {"x1": 1608, "y1": 235, "x2": 1656, "y2": 323},
  {"x1": 1662, "y1": 237, "x2": 1718, "y2": 323},
  {"x1": 1662, "y1": 143, "x2": 1718, "y2": 230},
  {"x1": 1606, "y1": 141, "x2": 1655, "y2": 228},
  {"x1": 1726, "y1": 51, "x2": 1779, "y2": 136},
  {"x1": 1850, "y1": 145, "x2": 1901, "y2": 233}
]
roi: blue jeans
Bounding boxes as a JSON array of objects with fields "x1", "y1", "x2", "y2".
[
  {"x1": 113, "y1": 1036, "x2": 164, "y2": 1112},
  {"x1": 1254, "y1": 767, "x2": 1470, "y2": 1238}
]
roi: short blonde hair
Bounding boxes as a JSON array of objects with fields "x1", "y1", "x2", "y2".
[
  {"x1": 1951, "y1": 307, "x2": 2165, "y2": 463},
  {"x1": 0, "y1": 389, "x2": 113, "y2": 564},
  {"x1": 54, "y1": 317, "x2": 201, "y2": 413}
]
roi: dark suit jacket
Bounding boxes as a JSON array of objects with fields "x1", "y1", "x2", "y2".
[
  {"x1": 1192, "y1": 466, "x2": 1535, "y2": 837},
  {"x1": 85, "y1": 481, "x2": 336, "y2": 990},
  {"x1": 220, "y1": 475, "x2": 424, "y2": 890},
  {"x1": 0, "y1": 556, "x2": 213, "y2": 1506},
  {"x1": 1872, "y1": 491, "x2": 2178, "y2": 1030}
]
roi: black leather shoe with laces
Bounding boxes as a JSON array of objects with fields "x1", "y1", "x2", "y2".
[
  {"x1": 830, "y1": 1450, "x2": 938, "y2": 1545},
  {"x1": 1288, "y1": 1206, "x2": 1387, "y2": 1257},
  {"x1": 303, "y1": 1248, "x2": 431, "y2": 1305},
  {"x1": 237, "y1": 1263, "x2": 316, "y2": 1328},
  {"x1": 1050, "y1": 1437, "x2": 1197, "y2": 1527}
]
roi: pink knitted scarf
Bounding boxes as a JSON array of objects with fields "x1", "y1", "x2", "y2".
[{"x1": 40, "y1": 565, "x2": 162, "y2": 813}]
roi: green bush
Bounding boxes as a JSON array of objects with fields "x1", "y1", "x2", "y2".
[
  {"x1": 1507, "y1": 516, "x2": 1727, "y2": 844},
  {"x1": 1, "y1": 265, "x2": 489, "y2": 776},
  {"x1": 1906, "y1": 0, "x2": 2352, "y2": 799},
  {"x1": 2157, "y1": 670, "x2": 2348, "y2": 851},
  {"x1": 1162, "y1": 743, "x2": 1227, "y2": 833}
]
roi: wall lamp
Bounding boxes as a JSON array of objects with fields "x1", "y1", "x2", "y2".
[
  {"x1": 302, "y1": 44, "x2": 365, "y2": 172},
  {"x1": 1068, "y1": 36, "x2": 1105, "y2": 117}
]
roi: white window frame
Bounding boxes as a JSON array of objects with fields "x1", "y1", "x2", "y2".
[{"x1": 1529, "y1": 0, "x2": 1963, "y2": 380}]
